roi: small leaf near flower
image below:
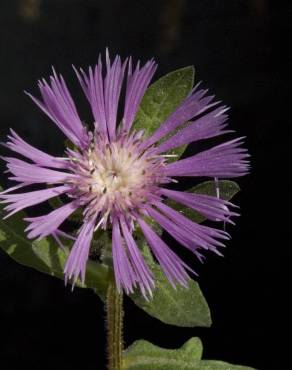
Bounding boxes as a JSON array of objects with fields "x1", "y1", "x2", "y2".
[{"x1": 130, "y1": 243, "x2": 211, "y2": 328}]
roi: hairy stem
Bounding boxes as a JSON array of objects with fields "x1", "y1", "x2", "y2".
[{"x1": 106, "y1": 272, "x2": 124, "y2": 370}]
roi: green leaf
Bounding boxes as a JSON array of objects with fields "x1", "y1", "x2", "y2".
[
  {"x1": 130, "y1": 245, "x2": 211, "y2": 327},
  {"x1": 123, "y1": 338, "x2": 202, "y2": 370},
  {"x1": 0, "y1": 203, "x2": 109, "y2": 299},
  {"x1": 123, "y1": 338, "x2": 256, "y2": 370},
  {"x1": 133, "y1": 66, "x2": 194, "y2": 159},
  {"x1": 197, "y1": 361, "x2": 256, "y2": 370},
  {"x1": 166, "y1": 180, "x2": 240, "y2": 224}
]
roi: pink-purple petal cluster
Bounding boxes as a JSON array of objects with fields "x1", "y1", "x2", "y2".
[
  {"x1": 25, "y1": 201, "x2": 80, "y2": 240},
  {"x1": 165, "y1": 138, "x2": 249, "y2": 178},
  {"x1": 64, "y1": 215, "x2": 97, "y2": 285},
  {"x1": 0, "y1": 51, "x2": 249, "y2": 297},
  {"x1": 25, "y1": 70, "x2": 89, "y2": 149},
  {"x1": 160, "y1": 188, "x2": 238, "y2": 224},
  {"x1": 0, "y1": 185, "x2": 70, "y2": 219}
]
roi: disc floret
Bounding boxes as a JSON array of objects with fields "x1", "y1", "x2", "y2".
[{"x1": 68, "y1": 131, "x2": 168, "y2": 229}]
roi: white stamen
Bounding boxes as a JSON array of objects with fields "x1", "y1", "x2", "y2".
[
  {"x1": 70, "y1": 133, "x2": 170, "y2": 225},
  {"x1": 94, "y1": 217, "x2": 104, "y2": 232},
  {"x1": 161, "y1": 154, "x2": 178, "y2": 158}
]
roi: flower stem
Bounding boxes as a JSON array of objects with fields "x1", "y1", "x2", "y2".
[{"x1": 106, "y1": 271, "x2": 123, "y2": 370}]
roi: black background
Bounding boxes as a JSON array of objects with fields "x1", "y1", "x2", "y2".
[{"x1": 0, "y1": 1, "x2": 289, "y2": 369}]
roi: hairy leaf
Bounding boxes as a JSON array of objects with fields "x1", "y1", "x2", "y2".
[
  {"x1": 130, "y1": 245, "x2": 211, "y2": 327},
  {"x1": 123, "y1": 338, "x2": 256, "y2": 370}
]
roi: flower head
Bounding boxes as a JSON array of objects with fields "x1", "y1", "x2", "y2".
[{"x1": 0, "y1": 51, "x2": 249, "y2": 297}]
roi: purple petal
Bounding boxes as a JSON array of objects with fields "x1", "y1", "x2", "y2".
[
  {"x1": 55, "y1": 229, "x2": 76, "y2": 241},
  {"x1": 156, "y1": 201, "x2": 230, "y2": 241},
  {"x1": 3, "y1": 157, "x2": 75, "y2": 184},
  {"x1": 120, "y1": 217, "x2": 154, "y2": 297},
  {"x1": 137, "y1": 217, "x2": 191, "y2": 288},
  {"x1": 122, "y1": 58, "x2": 157, "y2": 132},
  {"x1": 25, "y1": 69, "x2": 88, "y2": 148},
  {"x1": 141, "y1": 85, "x2": 219, "y2": 149},
  {"x1": 52, "y1": 229, "x2": 77, "y2": 252},
  {"x1": 24, "y1": 201, "x2": 80, "y2": 240},
  {"x1": 165, "y1": 138, "x2": 250, "y2": 178},
  {"x1": 146, "y1": 202, "x2": 229, "y2": 253},
  {"x1": 73, "y1": 56, "x2": 108, "y2": 136},
  {"x1": 104, "y1": 51, "x2": 127, "y2": 140},
  {"x1": 3, "y1": 129, "x2": 69, "y2": 169},
  {"x1": 64, "y1": 216, "x2": 96, "y2": 286},
  {"x1": 0, "y1": 183, "x2": 31, "y2": 195},
  {"x1": 0, "y1": 185, "x2": 71, "y2": 218},
  {"x1": 154, "y1": 105, "x2": 231, "y2": 154},
  {"x1": 112, "y1": 219, "x2": 137, "y2": 294},
  {"x1": 160, "y1": 188, "x2": 238, "y2": 224}
]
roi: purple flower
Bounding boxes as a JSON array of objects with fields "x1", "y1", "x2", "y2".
[{"x1": 0, "y1": 51, "x2": 249, "y2": 297}]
